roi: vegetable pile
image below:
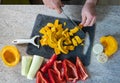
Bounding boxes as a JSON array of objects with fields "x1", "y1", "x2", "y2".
[
  {"x1": 36, "y1": 54, "x2": 89, "y2": 83},
  {"x1": 39, "y1": 19, "x2": 83, "y2": 55},
  {"x1": 92, "y1": 35, "x2": 119, "y2": 63}
]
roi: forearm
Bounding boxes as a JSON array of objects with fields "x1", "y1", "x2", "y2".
[{"x1": 85, "y1": 0, "x2": 98, "y2": 5}]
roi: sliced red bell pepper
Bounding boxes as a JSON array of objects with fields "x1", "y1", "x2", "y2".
[
  {"x1": 48, "y1": 69, "x2": 66, "y2": 83},
  {"x1": 41, "y1": 54, "x2": 57, "y2": 73},
  {"x1": 76, "y1": 56, "x2": 88, "y2": 80},
  {"x1": 36, "y1": 71, "x2": 49, "y2": 83},
  {"x1": 63, "y1": 59, "x2": 78, "y2": 83},
  {"x1": 53, "y1": 61, "x2": 64, "y2": 80}
]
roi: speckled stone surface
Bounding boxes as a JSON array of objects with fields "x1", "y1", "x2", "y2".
[{"x1": 0, "y1": 5, "x2": 120, "y2": 83}]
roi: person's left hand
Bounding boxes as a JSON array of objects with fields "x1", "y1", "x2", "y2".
[
  {"x1": 42, "y1": 0, "x2": 64, "y2": 14},
  {"x1": 80, "y1": 2, "x2": 96, "y2": 27}
]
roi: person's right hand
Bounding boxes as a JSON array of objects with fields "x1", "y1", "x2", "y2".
[
  {"x1": 42, "y1": 0, "x2": 64, "y2": 14},
  {"x1": 80, "y1": 0, "x2": 97, "y2": 27}
]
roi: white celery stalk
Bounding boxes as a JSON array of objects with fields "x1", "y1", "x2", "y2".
[
  {"x1": 21, "y1": 56, "x2": 33, "y2": 76},
  {"x1": 27, "y1": 55, "x2": 44, "y2": 80}
]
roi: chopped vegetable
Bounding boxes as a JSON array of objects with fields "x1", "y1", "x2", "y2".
[
  {"x1": 63, "y1": 59, "x2": 78, "y2": 82},
  {"x1": 27, "y1": 55, "x2": 44, "y2": 80},
  {"x1": 72, "y1": 38, "x2": 78, "y2": 46},
  {"x1": 58, "y1": 37, "x2": 68, "y2": 54},
  {"x1": 74, "y1": 36, "x2": 83, "y2": 44},
  {"x1": 64, "y1": 22, "x2": 66, "y2": 26},
  {"x1": 79, "y1": 24, "x2": 83, "y2": 29},
  {"x1": 39, "y1": 19, "x2": 84, "y2": 55},
  {"x1": 21, "y1": 56, "x2": 32, "y2": 76},
  {"x1": 47, "y1": 23, "x2": 54, "y2": 27},
  {"x1": 48, "y1": 69, "x2": 66, "y2": 83},
  {"x1": 37, "y1": 55, "x2": 89, "y2": 83},
  {"x1": 76, "y1": 57, "x2": 88, "y2": 80},
  {"x1": 53, "y1": 61, "x2": 64, "y2": 80},
  {"x1": 64, "y1": 38, "x2": 72, "y2": 45},
  {"x1": 70, "y1": 26, "x2": 79, "y2": 34},
  {"x1": 66, "y1": 45, "x2": 75, "y2": 51},
  {"x1": 100, "y1": 35, "x2": 118, "y2": 57},
  {"x1": 92, "y1": 43, "x2": 104, "y2": 55},
  {"x1": 41, "y1": 54, "x2": 57, "y2": 73},
  {"x1": 36, "y1": 71, "x2": 49, "y2": 83},
  {"x1": 54, "y1": 19, "x2": 59, "y2": 26},
  {"x1": 97, "y1": 53, "x2": 108, "y2": 63}
]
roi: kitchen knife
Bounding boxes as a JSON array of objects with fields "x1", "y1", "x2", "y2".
[
  {"x1": 62, "y1": 9, "x2": 78, "y2": 26},
  {"x1": 61, "y1": 8, "x2": 85, "y2": 35}
]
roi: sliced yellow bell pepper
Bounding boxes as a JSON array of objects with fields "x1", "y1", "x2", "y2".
[
  {"x1": 74, "y1": 36, "x2": 83, "y2": 44},
  {"x1": 39, "y1": 19, "x2": 84, "y2": 55}
]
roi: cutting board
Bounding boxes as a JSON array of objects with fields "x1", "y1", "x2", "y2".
[{"x1": 26, "y1": 14, "x2": 95, "y2": 66}]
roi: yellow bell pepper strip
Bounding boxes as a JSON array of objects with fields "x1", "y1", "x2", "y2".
[
  {"x1": 49, "y1": 32, "x2": 57, "y2": 43},
  {"x1": 40, "y1": 38, "x2": 48, "y2": 46},
  {"x1": 56, "y1": 24, "x2": 63, "y2": 31},
  {"x1": 64, "y1": 38, "x2": 72, "y2": 45},
  {"x1": 63, "y1": 32, "x2": 70, "y2": 38},
  {"x1": 51, "y1": 26, "x2": 56, "y2": 32},
  {"x1": 54, "y1": 47, "x2": 61, "y2": 55},
  {"x1": 39, "y1": 27, "x2": 46, "y2": 34},
  {"x1": 74, "y1": 36, "x2": 83, "y2": 44},
  {"x1": 41, "y1": 54, "x2": 57, "y2": 73},
  {"x1": 67, "y1": 45, "x2": 75, "y2": 51},
  {"x1": 69, "y1": 32, "x2": 73, "y2": 36},
  {"x1": 47, "y1": 23, "x2": 54, "y2": 27},
  {"x1": 58, "y1": 37, "x2": 69, "y2": 54},
  {"x1": 64, "y1": 22, "x2": 66, "y2": 26},
  {"x1": 44, "y1": 26, "x2": 50, "y2": 31},
  {"x1": 48, "y1": 38, "x2": 57, "y2": 48},
  {"x1": 56, "y1": 29, "x2": 63, "y2": 39},
  {"x1": 70, "y1": 26, "x2": 79, "y2": 34},
  {"x1": 79, "y1": 24, "x2": 83, "y2": 29},
  {"x1": 62, "y1": 28, "x2": 69, "y2": 35},
  {"x1": 54, "y1": 19, "x2": 59, "y2": 26},
  {"x1": 72, "y1": 38, "x2": 78, "y2": 46},
  {"x1": 76, "y1": 57, "x2": 88, "y2": 80}
]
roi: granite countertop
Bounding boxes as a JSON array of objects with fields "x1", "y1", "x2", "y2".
[{"x1": 0, "y1": 5, "x2": 120, "y2": 83}]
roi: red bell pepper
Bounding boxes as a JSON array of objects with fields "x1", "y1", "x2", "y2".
[
  {"x1": 48, "y1": 69, "x2": 66, "y2": 83},
  {"x1": 53, "y1": 61, "x2": 64, "y2": 80},
  {"x1": 76, "y1": 56, "x2": 88, "y2": 80},
  {"x1": 36, "y1": 71, "x2": 49, "y2": 83},
  {"x1": 63, "y1": 59, "x2": 78, "y2": 83},
  {"x1": 41, "y1": 54, "x2": 57, "y2": 73}
]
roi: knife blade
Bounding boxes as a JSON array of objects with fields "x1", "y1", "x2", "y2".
[
  {"x1": 61, "y1": 8, "x2": 85, "y2": 34},
  {"x1": 62, "y1": 10, "x2": 78, "y2": 26}
]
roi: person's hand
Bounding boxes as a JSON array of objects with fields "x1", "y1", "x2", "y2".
[
  {"x1": 81, "y1": 2, "x2": 96, "y2": 27},
  {"x1": 42, "y1": 0, "x2": 64, "y2": 14}
]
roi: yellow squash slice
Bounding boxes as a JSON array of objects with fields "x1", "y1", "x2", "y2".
[{"x1": 100, "y1": 36, "x2": 118, "y2": 57}]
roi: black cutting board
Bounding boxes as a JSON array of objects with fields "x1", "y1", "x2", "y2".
[{"x1": 26, "y1": 14, "x2": 95, "y2": 66}]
